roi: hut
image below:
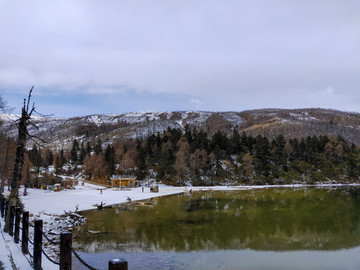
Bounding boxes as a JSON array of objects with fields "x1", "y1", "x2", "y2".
[
  {"x1": 110, "y1": 175, "x2": 136, "y2": 188},
  {"x1": 63, "y1": 178, "x2": 76, "y2": 189}
]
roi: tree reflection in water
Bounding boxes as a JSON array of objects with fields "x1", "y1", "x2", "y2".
[{"x1": 76, "y1": 187, "x2": 360, "y2": 253}]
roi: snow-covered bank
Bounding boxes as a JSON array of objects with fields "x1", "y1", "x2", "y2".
[{"x1": 19, "y1": 181, "x2": 360, "y2": 217}]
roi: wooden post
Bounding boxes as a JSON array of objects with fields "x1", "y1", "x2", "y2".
[
  {"x1": 33, "y1": 219, "x2": 43, "y2": 270},
  {"x1": 22, "y1": 211, "x2": 29, "y2": 254},
  {"x1": 9, "y1": 205, "x2": 15, "y2": 236},
  {"x1": 108, "y1": 259, "x2": 128, "y2": 270},
  {"x1": 14, "y1": 207, "x2": 21, "y2": 243},
  {"x1": 0, "y1": 195, "x2": 3, "y2": 218},
  {"x1": 60, "y1": 232, "x2": 72, "y2": 270},
  {"x1": 4, "y1": 199, "x2": 8, "y2": 222}
]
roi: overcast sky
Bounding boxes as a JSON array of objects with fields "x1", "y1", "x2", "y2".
[{"x1": 0, "y1": 0, "x2": 359, "y2": 117}]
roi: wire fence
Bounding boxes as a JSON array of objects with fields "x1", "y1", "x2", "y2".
[{"x1": 0, "y1": 195, "x2": 128, "y2": 270}]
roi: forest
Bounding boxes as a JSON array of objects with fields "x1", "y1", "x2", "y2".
[{"x1": 1, "y1": 124, "x2": 360, "y2": 188}]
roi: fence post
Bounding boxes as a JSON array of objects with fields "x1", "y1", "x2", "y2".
[
  {"x1": 22, "y1": 211, "x2": 29, "y2": 254},
  {"x1": 33, "y1": 219, "x2": 43, "y2": 270},
  {"x1": 4, "y1": 199, "x2": 8, "y2": 222},
  {"x1": 14, "y1": 207, "x2": 21, "y2": 243},
  {"x1": 60, "y1": 232, "x2": 72, "y2": 270},
  {"x1": 108, "y1": 259, "x2": 128, "y2": 270},
  {"x1": 0, "y1": 194, "x2": 3, "y2": 218},
  {"x1": 9, "y1": 205, "x2": 15, "y2": 236}
]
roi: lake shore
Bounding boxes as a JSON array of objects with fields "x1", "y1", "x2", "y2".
[{"x1": 5, "y1": 181, "x2": 360, "y2": 218}]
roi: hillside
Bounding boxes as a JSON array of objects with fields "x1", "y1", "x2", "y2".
[{"x1": 1, "y1": 108, "x2": 360, "y2": 149}]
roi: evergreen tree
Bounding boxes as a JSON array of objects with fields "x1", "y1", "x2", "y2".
[
  {"x1": 79, "y1": 143, "x2": 87, "y2": 164},
  {"x1": 60, "y1": 148, "x2": 66, "y2": 164},
  {"x1": 105, "y1": 145, "x2": 116, "y2": 177},
  {"x1": 46, "y1": 150, "x2": 54, "y2": 167},
  {"x1": 136, "y1": 146, "x2": 147, "y2": 180},
  {"x1": 94, "y1": 139, "x2": 103, "y2": 155},
  {"x1": 254, "y1": 135, "x2": 272, "y2": 178},
  {"x1": 230, "y1": 129, "x2": 241, "y2": 155},
  {"x1": 157, "y1": 141, "x2": 176, "y2": 182},
  {"x1": 272, "y1": 135, "x2": 287, "y2": 167},
  {"x1": 71, "y1": 139, "x2": 79, "y2": 163},
  {"x1": 86, "y1": 141, "x2": 92, "y2": 154},
  {"x1": 28, "y1": 144, "x2": 43, "y2": 173},
  {"x1": 192, "y1": 130, "x2": 209, "y2": 152},
  {"x1": 54, "y1": 154, "x2": 62, "y2": 175},
  {"x1": 211, "y1": 131, "x2": 229, "y2": 157}
]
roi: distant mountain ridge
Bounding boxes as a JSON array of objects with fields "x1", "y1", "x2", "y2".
[{"x1": 1, "y1": 108, "x2": 360, "y2": 149}]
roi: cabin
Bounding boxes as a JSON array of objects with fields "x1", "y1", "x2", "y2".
[
  {"x1": 110, "y1": 175, "x2": 136, "y2": 188},
  {"x1": 63, "y1": 178, "x2": 77, "y2": 189}
]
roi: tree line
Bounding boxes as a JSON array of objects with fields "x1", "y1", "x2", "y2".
[
  {"x1": 134, "y1": 126, "x2": 360, "y2": 185},
  {"x1": 1, "y1": 125, "x2": 360, "y2": 187}
]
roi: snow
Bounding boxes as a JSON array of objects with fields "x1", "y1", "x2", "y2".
[
  {"x1": 1, "y1": 181, "x2": 360, "y2": 269},
  {"x1": 0, "y1": 220, "x2": 56, "y2": 270},
  {"x1": 222, "y1": 112, "x2": 243, "y2": 125}
]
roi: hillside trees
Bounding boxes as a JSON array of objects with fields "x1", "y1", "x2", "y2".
[
  {"x1": 11, "y1": 122, "x2": 360, "y2": 187},
  {"x1": 133, "y1": 127, "x2": 360, "y2": 186}
]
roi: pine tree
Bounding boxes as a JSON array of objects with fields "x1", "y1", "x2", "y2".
[
  {"x1": 254, "y1": 135, "x2": 272, "y2": 178},
  {"x1": 45, "y1": 149, "x2": 54, "y2": 168},
  {"x1": 71, "y1": 139, "x2": 79, "y2": 164},
  {"x1": 105, "y1": 145, "x2": 116, "y2": 177},
  {"x1": 94, "y1": 139, "x2": 103, "y2": 155},
  {"x1": 86, "y1": 141, "x2": 92, "y2": 154},
  {"x1": 79, "y1": 143, "x2": 87, "y2": 164},
  {"x1": 230, "y1": 129, "x2": 241, "y2": 155},
  {"x1": 54, "y1": 154, "x2": 63, "y2": 175},
  {"x1": 135, "y1": 148, "x2": 147, "y2": 180}
]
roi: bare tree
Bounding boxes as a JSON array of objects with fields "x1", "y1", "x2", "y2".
[{"x1": 4, "y1": 87, "x2": 43, "y2": 232}]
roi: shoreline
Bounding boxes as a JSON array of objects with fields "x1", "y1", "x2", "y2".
[{"x1": 13, "y1": 182, "x2": 360, "y2": 216}]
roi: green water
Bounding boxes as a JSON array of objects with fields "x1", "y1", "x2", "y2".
[{"x1": 74, "y1": 187, "x2": 360, "y2": 269}]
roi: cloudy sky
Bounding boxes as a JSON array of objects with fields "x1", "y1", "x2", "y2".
[{"x1": 0, "y1": 0, "x2": 359, "y2": 117}]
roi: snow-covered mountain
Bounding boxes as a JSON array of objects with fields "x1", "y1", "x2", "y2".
[{"x1": 1, "y1": 108, "x2": 360, "y2": 149}]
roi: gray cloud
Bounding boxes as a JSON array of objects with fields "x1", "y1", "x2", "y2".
[{"x1": 0, "y1": 0, "x2": 359, "y2": 113}]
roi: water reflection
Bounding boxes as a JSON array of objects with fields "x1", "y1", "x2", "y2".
[{"x1": 76, "y1": 187, "x2": 360, "y2": 253}]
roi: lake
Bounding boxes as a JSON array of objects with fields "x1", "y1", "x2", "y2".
[{"x1": 73, "y1": 186, "x2": 360, "y2": 270}]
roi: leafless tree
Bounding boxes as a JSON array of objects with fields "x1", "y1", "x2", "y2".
[{"x1": 4, "y1": 87, "x2": 46, "y2": 232}]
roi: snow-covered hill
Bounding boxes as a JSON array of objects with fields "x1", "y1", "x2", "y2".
[{"x1": 1, "y1": 108, "x2": 360, "y2": 149}]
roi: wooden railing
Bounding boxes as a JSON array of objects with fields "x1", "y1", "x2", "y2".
[{"x1": 1, "y1": 194, "x2": 127, "y2": 270}]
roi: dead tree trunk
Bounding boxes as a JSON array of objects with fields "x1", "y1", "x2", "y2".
[
  {"x1": 0, "y1": 137, "x2": 10, "y2": 194},
  {"x1": 4, "y1": 87, "x2": 35, "y2": 233}
]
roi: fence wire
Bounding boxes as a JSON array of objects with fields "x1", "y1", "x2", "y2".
[
  {"x1": 72, "y1": 247, "x2": 98, "y2": 270},
  {"x1": 39, "y1": 227, "x2": 60, "y2": 245},
  {"x1": 40, "y1": 245, "x2": 60, "y2": 266}
]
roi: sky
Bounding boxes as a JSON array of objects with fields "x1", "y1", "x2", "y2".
[{"x1": 0, "y1": 0, "x2": 359, "y2": 117}]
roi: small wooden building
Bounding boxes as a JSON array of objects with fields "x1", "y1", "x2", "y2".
[
  {"x1": 110, "y1": 175, "x2": 136, "y2": 188},
  {"x1": 63, "y1": 178, "x2": 76, "y2": 189}
]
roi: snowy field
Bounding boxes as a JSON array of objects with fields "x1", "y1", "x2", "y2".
[{"x1": 1, "y1": 181, "x2": 359, "y2": 269}]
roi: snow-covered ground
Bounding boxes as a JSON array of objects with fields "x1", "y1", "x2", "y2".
[{"x1": 1, "y1": 181, "x2": 359, "y2": 269}]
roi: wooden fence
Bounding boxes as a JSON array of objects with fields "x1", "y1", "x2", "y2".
[{"x1": 0, "y1": 194, "x2": 128, "y2": 270}]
